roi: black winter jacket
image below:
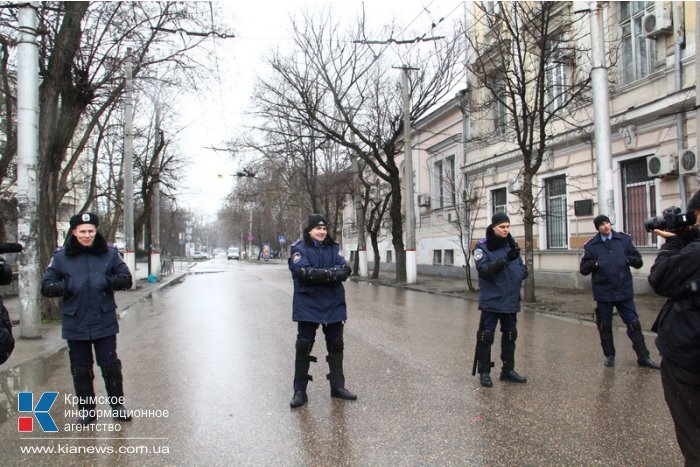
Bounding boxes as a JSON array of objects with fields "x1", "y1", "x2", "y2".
[
  {"x1": 41, "y1": 233, "x2": 132, "y2": 340},
  {"x1": 579, "y1": 231, "x2": 642, "y2": 302},
  {"x1": 648, "y1": 227, "x2": 700, "y2": 372}
]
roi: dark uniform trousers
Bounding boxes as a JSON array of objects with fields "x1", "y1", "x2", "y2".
[{"x1": 67, "y1": 335, "x2": 119, "y2": 369}]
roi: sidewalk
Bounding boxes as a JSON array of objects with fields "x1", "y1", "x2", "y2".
[
  {"x1": 349, "y1": 272, "x2": 665, "y2": 332},
  {"x1": 2, "y1": 261, "x2": 191, "y2": 371}
]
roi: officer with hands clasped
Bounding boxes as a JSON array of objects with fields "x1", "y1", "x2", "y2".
[
  {"x1": 579, "y1": 214, "x2": 659, "y2": 369},
  {"x1": 473, "y1": 212, "x2": 528, "y2": 388},
  {"x1": 287, "y1": 213, "x2": 356, "y2": 408},
  {"x1": 648, "y1": 190, "x2": 700, "y2": 466},
  {"x1": 41, "y1": 213, "x2": 133, "y2": 426}
]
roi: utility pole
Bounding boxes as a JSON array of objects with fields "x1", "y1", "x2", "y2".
[
  {"x1": 123, "y1": 48, "x2": 136, "y2": 288},
  {"x1": 17, "y1": 3, "x2": 41, "y2": 338},
  {"x1": 400, "y1": 65, "x2": 418, "y2": 284},
  {"x1": 589, "y1": 2, "x2": 615, "y2": 223},
  {"x1": 149, "y1": 105, "x2": 162, "y2": 279}
]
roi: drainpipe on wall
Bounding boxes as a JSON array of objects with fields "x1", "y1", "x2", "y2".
[{"x1": 673, "y1": 2, "x2": 688, "y2": 208}]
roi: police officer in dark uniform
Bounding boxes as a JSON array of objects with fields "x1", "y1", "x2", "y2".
[
  {"x1": 648, "y1": 191, "x2": 700, "y2": 465},
  {"x1": 287, "y1": 213, "x2": 356, "y2": 408},
  {"x1": 580, "y1": 214, "x2": 659, "y2": 369},
  {"x1": 473, "y1": 212, "x2": 528, "y2": 388},
  {"x1": 41, "y1": 213, "x2": 133, "y2": 426}
]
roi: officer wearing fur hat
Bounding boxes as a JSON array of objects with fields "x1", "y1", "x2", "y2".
[
  {"x1": 472, "y1": 212, "x2": 528, "y2": 388},
  {"x1": 579, "y1": 214, "x2": 659, "y2": 369},
  {"x1": 41, "y1": 212, "x2": 133, "y2": 426},
  {"x1": 648, "y1": 189, "x2": 700, "y2": 465},
  {"x1": 287, "y1": 213, "x2": 355, "y2": 408}
]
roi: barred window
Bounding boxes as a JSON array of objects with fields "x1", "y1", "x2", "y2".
[
  {"x1": 621, "y1": 157, "x2": 656, "y2": 246},
  {"x1": 545, "y1": 176, "x2": 567, "y2": 248}
]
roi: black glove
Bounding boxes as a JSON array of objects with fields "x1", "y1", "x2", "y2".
[
  {"x1": 579, "y1": 259, "x2": 598, "y2": 275},
  {"x1": 625, "y1": 257, "x2": 643, "y2": 269},
  {"x1": 41, "y1": 281, "x2": 65, "y2": 297},
  {"x1": 108, "y1": 275, "x2": 132, "y2": 291},
  {"x1": 506, "y1": 247, "x2": 520, "y2": 261}
]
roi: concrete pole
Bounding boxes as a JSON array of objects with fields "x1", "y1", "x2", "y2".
[
  {"x1": 123, "y1": 49, "x2": 136, "y2": 288},
  {"x1": 589, "y1": 2, "x2": 616, "y2": 223},
  {"x1": 149, "y1": 105, "x2": 162, "y2": 278},
  {"x1": 16, "y1": 4, "x2": 41, "y2": 338},
  {"x1": 402, "y1": 67, "x2": 417, "y2": 283}
]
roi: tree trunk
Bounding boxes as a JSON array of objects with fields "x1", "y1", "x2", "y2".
[{"x1": 388, "y1": 179, "x2": 406, "y2": 282}]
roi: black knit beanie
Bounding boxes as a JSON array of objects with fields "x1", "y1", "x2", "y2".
[
  {"x1": 593, "y1": 214, "x2": 610, "y2": 230},
  {"x1": 491, "y1": 212, "x2": 510, "y2": 227}
]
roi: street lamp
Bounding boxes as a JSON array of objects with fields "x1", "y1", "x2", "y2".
[{"x1": 218, "y1": 168, "x2": 257, "y2": 260}]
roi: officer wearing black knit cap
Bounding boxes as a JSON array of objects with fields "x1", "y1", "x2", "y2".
[
  {"x1": 41, "y1": 212, "x2": 133, "y2": 426},
  {"x1": 580, "y1": 213, "x2": 659, "y2": 369},
  {"x1": 472, "y1": 212, "x2": 528, "y2": 388},
  {"x1": 287, "y1": 213, "x2": 355, "y2": 408},
  {"x1": 648, "y1": 189, "x2": 700, "y2": 465}
]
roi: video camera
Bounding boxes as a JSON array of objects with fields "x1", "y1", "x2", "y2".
[
  {"x1": 644, "y1": 206, "x2": 697, "y2": 233},
  {"x1": 0, "y1": 243, "x2": 22, "y2": 286}
]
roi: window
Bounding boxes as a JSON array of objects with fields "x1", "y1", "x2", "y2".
[
  {"x1": 386, "y1": 250, "x2": 392, "y2": 263},
  {"x1": 545, "y1": 176, "x2": 567, "y2": 248},
  {"x1": 546, "y1": 35, "x2": 569, "y2": 111},
  {"x1": 621, "y1": 157, "x2": 656, "y2": 246},
  {"x1": 494, "y1": 75, "x2": 507, "y2": 136},
  {"x1": 433, "y1": 156, "x2": 456, "y2": 208},
  {"x1": 444, "y1": 249, "x2": 454, "y2": 266},
  {"x1": 491, "y1": 187, "x2": 507, "y2": 217},
  {"x1": 619, "y1": 2, "x2": 656, "y2": 84},
  {"x1": 433, "y1": 250, "x2": 442, "y2": 265}
]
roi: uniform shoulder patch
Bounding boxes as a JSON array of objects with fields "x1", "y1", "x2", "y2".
[
  {"x1": 473, "y1": 248, "x2": 484, "y2": 261},
  {"x1": 291, "y1": 239, "x2": 301, "y2": 247},
  {"x1": 291, "y1": 252, "x2": 302, "y2": 263},
  {"x1": 477, "y1": 237, "x2": 487, "y2": 245}
]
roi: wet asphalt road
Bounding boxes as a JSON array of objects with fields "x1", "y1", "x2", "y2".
[{"x1": 0, "y1": 257, "x2": 683, "y2": 465}]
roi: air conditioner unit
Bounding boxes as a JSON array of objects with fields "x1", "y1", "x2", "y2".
[
  {"x1": 417, "y1": 194, "x2": 431, "y2": 207},
  {"x1": 679, "y1": 148, "x2": 698, "y2": 175},
  {"x1": 643, "y1": 5, "x2": 672, "y2": 38},
  {"x1": 508, "y1": 174, "x2": 524, "y2": 194},
  {"x1": 646, "y1": 154, "x2": 677, "y2": 178}
]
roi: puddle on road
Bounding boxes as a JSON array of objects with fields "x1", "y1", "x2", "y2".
[{"x1": 0, "y1": 348, "x2": 67, "y2": 424}]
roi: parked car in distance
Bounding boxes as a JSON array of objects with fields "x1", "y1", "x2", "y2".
[
  {"x1": 227, "y1": 247, "x2": 240, "y2": 260},
  {"x1": 192, "y1": 251, "x2": 209, "y2": 260}
]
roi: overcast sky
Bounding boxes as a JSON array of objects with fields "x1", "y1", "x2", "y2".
[{"x1": 176, "y1": 0, "x2": 464, "y2": 220}]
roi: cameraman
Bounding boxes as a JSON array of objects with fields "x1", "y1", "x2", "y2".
[{"x1": 648, "y1": 191, "x2": 700, "y2": 466}]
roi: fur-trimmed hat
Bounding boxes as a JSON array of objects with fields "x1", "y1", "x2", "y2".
[
  {"x1": 306, "y1": 213, "x2": 328, "y2": 230},
  {"x1": 593, "y1": 214, "x2": 610, "y2": 230},
  {"x1": 69, "y1": 212, "x2": 99, "y2": 229},
  {"x1": 491, "y1": 212, "x2": 510, "y2": 227}
]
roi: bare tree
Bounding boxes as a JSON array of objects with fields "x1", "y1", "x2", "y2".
[
  {"x1": 0, "y1": 2, "x2": 227, "y2": 318},
  {"x1": 465, "y1": 2, "x2": 592, "y2": 301},
  {"x1": 253, "y1": 10, "x2": 465, "y2": 282}
]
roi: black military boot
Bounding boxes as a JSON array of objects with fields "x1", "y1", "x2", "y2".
[
  {"x1": 627, "y1": 320, "x2": 660, "y2": 369},
  {"x1": 290, "y1": 338, "x2": 316, "y2": 408},
  {"x1": 500, "y1": 330, "x2": 527, "y2": 383},
  {"x1": 101, "y1": 360, "x2": 132, "y2": 421},
  {"x1": 326, "y1": 337, "x2": 357, "y2": 401},
  {"x1": 476, "y1": 329, "x2": 495, "y2": 387},
  {"x1": 597, "y1": 320, "x2": 616, "y2": 367},
  {"x1": 71, "y1": 366, "x2": 97, "y2": 426}
]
